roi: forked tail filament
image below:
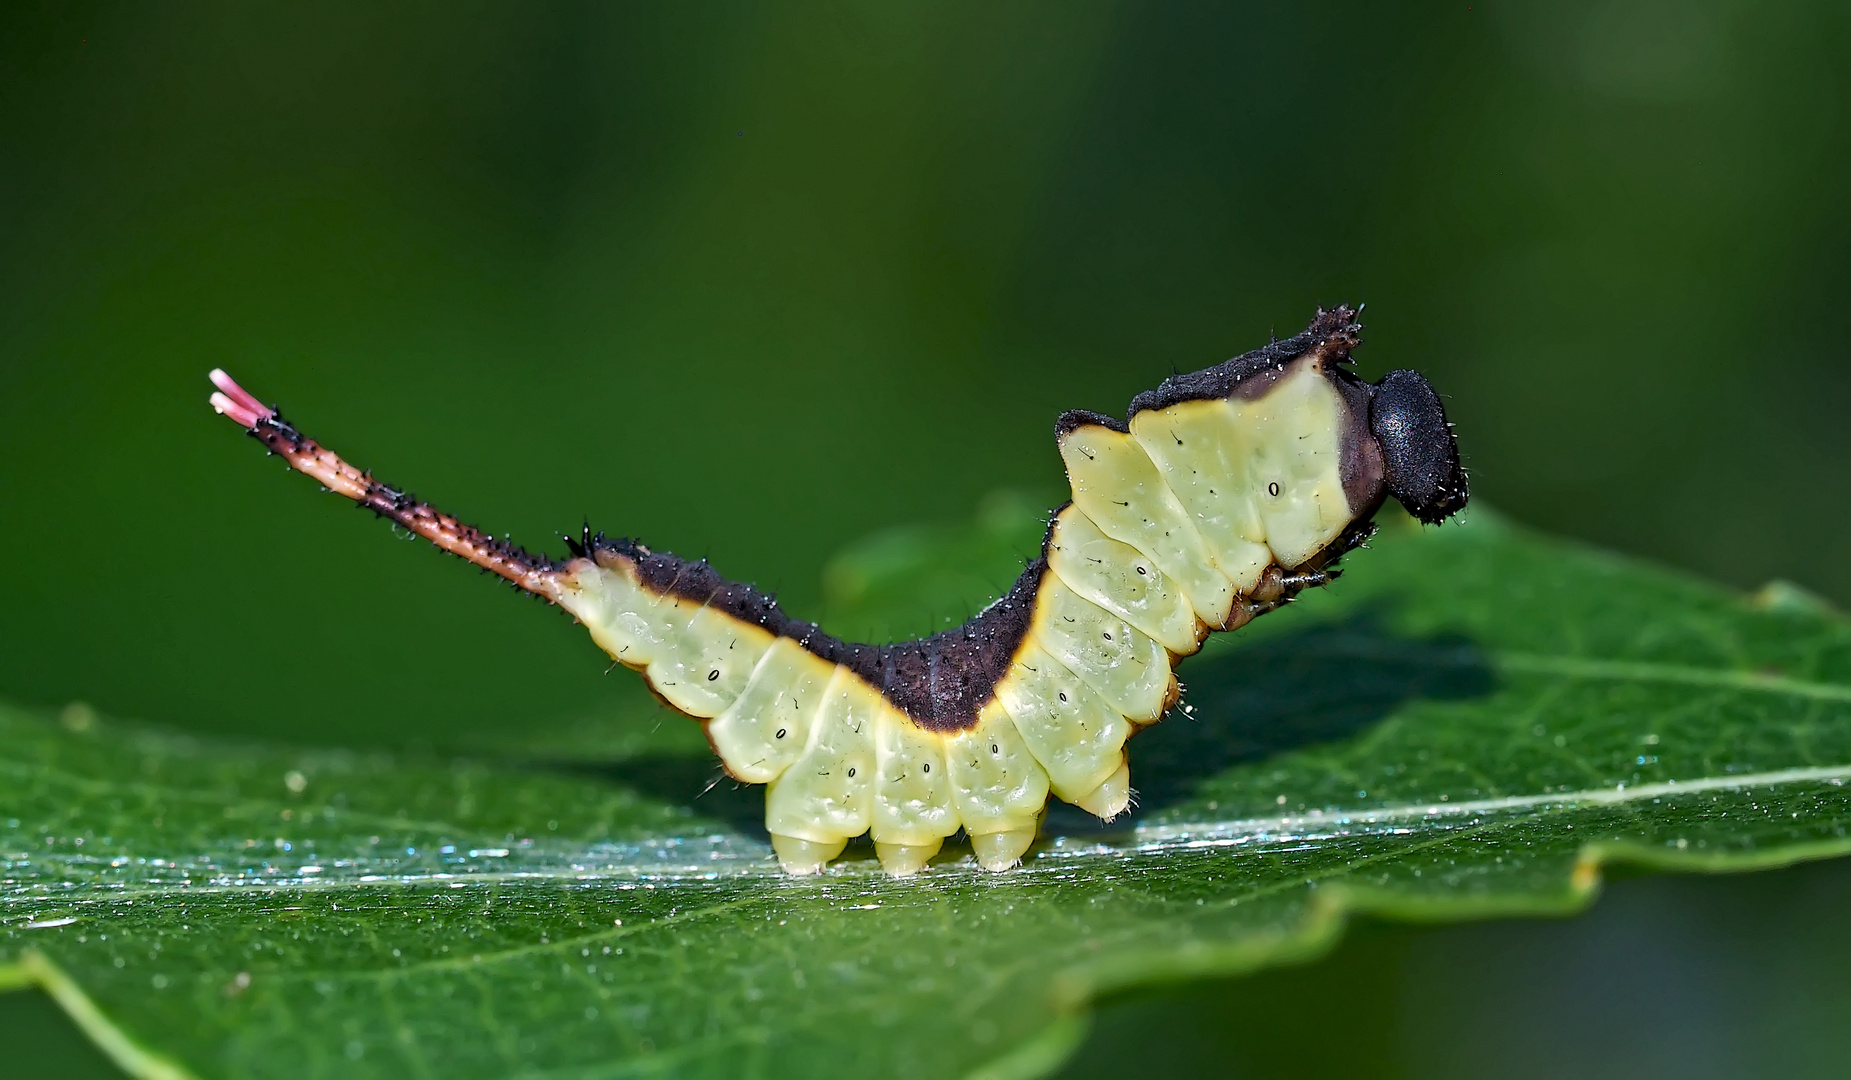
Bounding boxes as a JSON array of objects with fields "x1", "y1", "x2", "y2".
[{"x1": 207, "y1": 369, "x2": 566, "y2": 602}]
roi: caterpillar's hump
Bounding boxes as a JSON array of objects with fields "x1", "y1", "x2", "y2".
[{"x1": 1060, "y1": 352, "x2": 1382, "y2": 598}]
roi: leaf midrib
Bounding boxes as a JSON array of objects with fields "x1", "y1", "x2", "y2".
[
  {"x1": 11, "y1": 767, "x2": 1851, "y2": 906},
  {"x1": 14, "y1": 763, "x2": 1846, "y2": 925},
  {"x1": 1128, "y1": 763, "x2": 1851, "y2": 843}
]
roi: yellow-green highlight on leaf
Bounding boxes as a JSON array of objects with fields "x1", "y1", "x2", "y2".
[
  {"x1": 5, "y1": 508, "x2": 1851, "y2": 1079},
  {"x1": 0, "y1": 959, "x2": 29, "y2": 993}
]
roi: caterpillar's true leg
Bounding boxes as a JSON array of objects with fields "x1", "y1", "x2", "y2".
[
  {"x1": 207, "y1": 370, "x2": 567, "y2": 602},
  {"x1": 1278, "y1": 568, "x2": 1340, "y2": 592}
]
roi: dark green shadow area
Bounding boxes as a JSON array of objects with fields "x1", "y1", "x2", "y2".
[{"x1": 1126, "y1": 613, "x2": 1494, "y2": 815}]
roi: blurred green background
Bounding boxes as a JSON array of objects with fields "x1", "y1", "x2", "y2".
[{"x1": 3, "y1": 2, "x2": 1849, "y2": 1076}]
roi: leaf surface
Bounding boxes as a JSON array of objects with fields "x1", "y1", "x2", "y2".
[{"x1": 5, "y1": 510, "x2": 1851, "y2": 1079}]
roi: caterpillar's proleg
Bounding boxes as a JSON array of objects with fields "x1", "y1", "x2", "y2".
[
  {"x1": 968, "y1": 828, "x2": 1039, "y2": 873},
  {"x1": 769, "y1": 835, "x2": 846, "y2": 877},
  {"x1": 873, "y1": 842, "x2": 942, "y2": 878},
  {"x1": 208, "y1": 306, "x2": 1467, "y2": 877},
  {"x1": 1072, "y1": 758, "x2": 1133, "y2": 821}
]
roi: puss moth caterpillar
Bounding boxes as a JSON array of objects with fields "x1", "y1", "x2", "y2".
[{"x1": 208, "y1": 306, "x2": 1466, "y2": 876}]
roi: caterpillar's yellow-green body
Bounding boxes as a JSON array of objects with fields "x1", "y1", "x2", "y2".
[{"x1": 209, "y1": 307, "x2": 1467, "y2": 877}]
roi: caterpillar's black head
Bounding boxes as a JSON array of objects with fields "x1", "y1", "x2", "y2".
[{"x1": 1369, "y1": 369, "x2": 1467, "y2": 524}]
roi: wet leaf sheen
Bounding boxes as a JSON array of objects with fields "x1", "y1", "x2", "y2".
[{"x1": 4, "y1": 511, "x2": 1850, "y2": 1079}]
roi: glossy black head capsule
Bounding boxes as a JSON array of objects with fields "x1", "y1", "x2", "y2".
[{"x1": 1369, "y1": 369, "x2": 1468, "y2": 524}]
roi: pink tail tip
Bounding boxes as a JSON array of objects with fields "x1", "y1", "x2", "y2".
[{"x1": 207, "y1": 369, "x2": 275, "y2": 429}]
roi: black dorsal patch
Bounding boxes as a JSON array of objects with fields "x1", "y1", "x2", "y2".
[
  {"x1": 593, "y1": 533, "x2": 1050, "y2": 734},
  {"x1": 1126, "y1": 306, "x2": 1362, "y2": 418}
]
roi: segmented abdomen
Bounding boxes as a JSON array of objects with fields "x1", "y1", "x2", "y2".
[{"x1": 554, "y1": 342, "x2": 1389, "y2": 875}]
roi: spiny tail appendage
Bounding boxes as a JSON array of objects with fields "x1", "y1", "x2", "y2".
[{"x1": 209, "y1": 369, "x2": 565, "y2": 601}]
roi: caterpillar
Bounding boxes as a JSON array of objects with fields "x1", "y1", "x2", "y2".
[{"x1": 207, "y1": 306, "x2": 1466, "y2": 877}]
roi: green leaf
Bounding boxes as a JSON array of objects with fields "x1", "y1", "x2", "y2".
[{"x1": 5, "y1": 509, "x2": 1850, "y2": 1080}]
